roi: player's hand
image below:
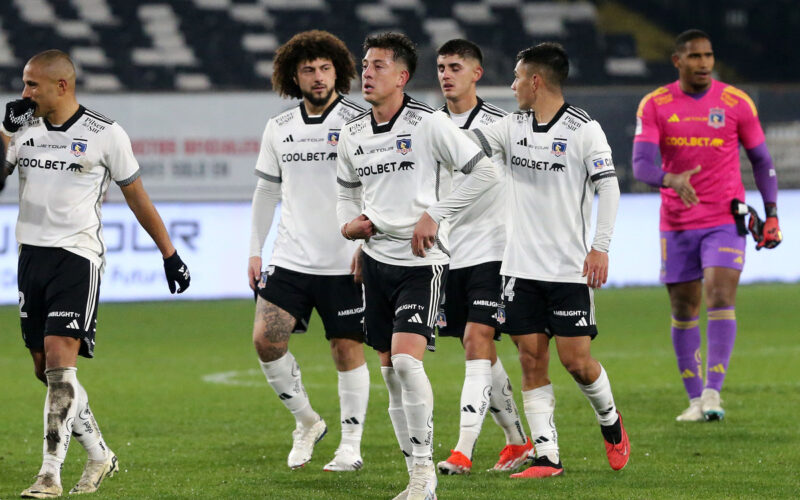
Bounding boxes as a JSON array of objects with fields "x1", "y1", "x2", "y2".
[
  {"x1": 248, "y1": 256, "x2": 262, "y2": 291},
  {"x1": 583, "y1": 249, "x2": 608, "y2": 289},
  {"x1": 350, "y1": 245, "x2": 363, "y2": 284},
  {"x1": 412, "y1": 211, "x2": 438, "y2": 258},
  {"x1": 757, "y1": 216, "x2": 782, "y2": 250},
  {"x1": 164, "y1": 251, "x2": 190, "y2": 294},
  {"x1": 663, "y1": 165, "x2": 701, "y2": 207},
  {"x1": 2, "y1": 98, "x2": 36, "y2": 134},
  {"x1": 342, "y1": 214, "x2": 375, "y2": 240}
]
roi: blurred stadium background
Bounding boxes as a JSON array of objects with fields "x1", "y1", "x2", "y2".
[{"x1": 1, "y1": 0, "x2": 798, "y2": 304}]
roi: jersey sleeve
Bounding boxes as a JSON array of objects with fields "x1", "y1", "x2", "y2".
[
  {"x1": 634, "y1": 91, "x2": 661, "y2": 144},
  {"x1": 254, "y1": 119, "x2": 282, "y2": 183},
  {"x1": 428, "y1": 111, "x2": 484, "y2": 172},
  {"x1": 336, "y1": 130, "x2": 363, "y2": 227},
  {"x1": 4, "y1": 135, "x2": 17, "y2": 171},
  {"x1": 471, "y1": 115, "x2": 510, "y2": 164},
  {"x1": 582, "y1": 121, "x2": 616, "y2": 180},
  {"x1": 730, "y1": 87, "x2": 766, "y2": 149},
  {"x1": 103, "y1": 123, "x2": 141, "y2": 186}
]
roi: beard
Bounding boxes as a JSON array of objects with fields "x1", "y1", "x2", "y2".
[{"x1": 302, "y1": 87, "x2": 333, "y2": 107}]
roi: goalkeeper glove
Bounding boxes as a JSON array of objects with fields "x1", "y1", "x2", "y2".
[
  {"x1": 2, "y1": 98, "x2": 36, "y2": 134},
  {"x1": 757, "y1": 205, "x2": 782, "y2": 250},
  {"x1": 164, "y1": 251, "x2": 191, "y2": 293}
]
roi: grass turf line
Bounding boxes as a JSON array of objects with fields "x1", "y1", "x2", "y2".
[{"x1": 1, "y1": 284, "x2": 798, "y2": 499}]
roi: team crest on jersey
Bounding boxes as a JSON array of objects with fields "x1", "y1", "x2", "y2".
[
  {"x1": 435, "y1": 309, "x2": 447, "y2": 328},
  {"x1": 396, "y1": 137, "x2": 412, "y2": 155},
  {"x1": 551, "y1": 140, "x2": 567, "y2": 157},
  {"x1": 708, "y1": 108, "x2": 725, "y2": 129},
  {"x1": 327, "y1": 130, "x2": 339, "y2": 146},
  {"x1": 70, "y1": 141, "x2": 87, "y2": 157},
  {"x1": 593, "y1": 158, "x2": 606, "y2": 169}
]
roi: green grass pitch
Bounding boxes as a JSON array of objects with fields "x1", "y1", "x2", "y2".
[{"x1": 1, "y1": 284, "x2": 799, "y2": 499}]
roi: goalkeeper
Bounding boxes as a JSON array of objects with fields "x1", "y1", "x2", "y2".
[{"x1": 632, "y1": 29, "x2": 781, "y2": 423}]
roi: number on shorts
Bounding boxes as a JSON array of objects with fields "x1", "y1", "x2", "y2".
[
  {"x1": 502, "y1": 277, "x2": 516, "y2": 302},
  {"x1": 18, "y1": 291, "x2": 28, "y2": 318}
]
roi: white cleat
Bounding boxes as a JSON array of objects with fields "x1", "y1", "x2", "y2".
[
  {"x1": 701, "y1": 388, "x2": 725, "y2": 421},
  {"x1": 20, "y1": 473, "x2": 62, "y2": 498},
  {"x1": 323, "y1": 444, "x2": 363, "y2": 471},
  {"x1": 407, "y1": 463, "x2": 437, "y2": 500},
  {"x1": 287, "y1": 419, "x2": 327, "y2": 469},
  {"x1": 69, "y1": 451, "x2": 119, "y2": 495},
  {"x1": 391, "y1": 487, "x2": 409, "y2": 500},
  {"x1": 675, "y1": 397, "x2": 704, "y2": 422}
]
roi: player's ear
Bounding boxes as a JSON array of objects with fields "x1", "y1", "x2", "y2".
[
  {"x1": 398, "y1": 69, "x2": 410, "y2": 88},
  {"x1": 671, "y1": 52, "x2": 681, "y2": 69},
  {"x1": 57, "y1": 78, "x2": 69, "y2": 96},
  {"x1": 473, "y1": 65, "x2": 484, "y2": 83}
]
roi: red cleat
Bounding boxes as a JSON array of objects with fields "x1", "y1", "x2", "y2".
[
  {"x1": 493, "y1": 436, "x2": 534, "y2": 471},
  {"x1": 509, "y1": 456, "x2": 563, "y2": 478},
  {"x1": 437, "y1": 450, "x2": 472, "y2": 475},
  {"x1": 604, "y1": 412, "x2": 630, "y2": 471}
]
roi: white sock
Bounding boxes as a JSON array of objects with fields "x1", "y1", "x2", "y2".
[
  {"x1": 40, "y1": 367, "x2": 80, "y2": 482},
  {"x1": 489, "y1": 359, "x2": 526, "y2": 446},
  {"x1": 381, "y1": 366, "x2": 413, "y2": 472},
  {"x1": 72, "y1": 381, "x2": 110, "y2": 461},
  {"x1": 259, "y1": 352, "x2": 319, "y2": 427},
  {"x1": 454, "y1": 359, "x2": 491, "y2": 458},
  {"x1": 522, "y1": 384, "x2": 559, "y2": 462},
  {"x1": 338, "y1": 363, "x2": 369, "y2": 451},
  {"x1": 577, "y1": 365, "x2": 619, "y2": 427},
  {"x1": 391, "y1": 354, "x2": 434, "y2": 466}
]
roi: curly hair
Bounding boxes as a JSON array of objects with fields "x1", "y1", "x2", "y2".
[
  {"x1": 271, "y1": 30, "x2": 357, "y2": 99},
  {"x1": 363, "y1": 32, "x2": 418, "y2": 80}
]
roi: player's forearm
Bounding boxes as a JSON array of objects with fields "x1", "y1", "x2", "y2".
[
  {"x1": 591, "y1": 176, "x2": 620, "y2": 253},
  {"x1": 746, "y1": 142, "x2": 778, "y2": 211},
  {"x1": 426, "y1": 154, "x2": 497, "y2": 223},
  {"x1": 121, "y1": 179, "x2": 175, "y2": 258},
  {"x1": 336, "y1": 179, "x2": 363, "y2": 228},
  {"x1": 632, "y1": 141, "x2": 665, "y2": 188},
  {"x1": 249, "y1": 178, "x2": 281, "y2": 258}
]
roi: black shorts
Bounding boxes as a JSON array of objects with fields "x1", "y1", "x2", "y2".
[
  {"x1": 257, "y1": 266, "x2": 364, "y2": 341},
  {"x1": 361, "y1": 252, "x2": 447, "y2": 353},
  {"x1": 18, "y1": 245, "x2": 101, "y2": 358},
  {"x1": 437, "y1": 261, "x2": 502, "y2": 340},
  {"x1": 499, "y1": 276, "x2": 597, "y2": 338}
]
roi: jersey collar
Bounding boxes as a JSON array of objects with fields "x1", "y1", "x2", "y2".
[
  {"x1": 299, "y1": 95, "x2": 342, "y2": 125},
  {"x1": 371, "y1": 94, "x2": 410, "y2": 134},
  {"x1": 44, "y1": 105, "x2": 86, "y2": 132},
  {"x1": 441, "y1": 96, "x2": 484, "y2": 129},
  {"x1": 530, "y1": 101, "x2": 568, "y2": 133}
]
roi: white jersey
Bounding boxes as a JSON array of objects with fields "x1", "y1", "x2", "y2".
[
  {"x1": 474, "y1": 103, "x2": 619, "y2": 283},
  {"x1": 254, "y1": 96, "x2": 365, "y2": 275},
  {"x1": 336, "y1": 94, "x2": 487, "y2": 266},
  {"x1": 440, "y1": 97, "x2": 507, "y2": 269},
  {"x1": 6, "y1": 106, "x2": 140, "y2": 270}
]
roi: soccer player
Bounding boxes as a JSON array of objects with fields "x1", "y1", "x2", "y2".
[
  {"x1": 0, "y1": 49, "x2": 191, "y2": 498},
  {"x1": 633, "y1": 29, "x2": 782, "y2": 422},
  {"x1": 248, "y1": 30, "x2": 369, "y2": 472},
  {"x1": 469, "y1": 42, "x2": 630, "y2": 478},
  {"x1": 433, "y1": 39, "x2": 531, "y2": 476},
  {"x1": 337, "y1": 32, "x2": 499, "y2": 500}
]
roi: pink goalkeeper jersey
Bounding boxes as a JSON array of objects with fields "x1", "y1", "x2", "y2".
[{"x1": 634, "y1": 79, "x2": 765, "y2": 231}]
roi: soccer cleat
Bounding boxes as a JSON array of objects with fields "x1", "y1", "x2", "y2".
[
  {"x1": 407, "y1": 463, "x2": 437, "y2": 500},
  {"x1": 492, "y1": 437, "x2": 534, "y2": 471},
  {"x1": 323, "y1": 444, "x2": 363, "y2": 471},
  {"x1": 391, "y1": 487, "x2": 409, "y2": 500},
  {"x1": 510, "y1": 455, "x2": 564, "y2": 478},
  {"x1": 701, "y1": 388, "x2": 725, "y2": 421},
  {"x1": 437, "y1": 450, "x2": 471, "y2": 475},
  {"x1": 676, "y1": 397, "x2": 704, "y2": 422},
  {"x1": 604, "y1": 412, "x2": 630, "y2": 471},
  {"x1": 287, "y1": 418, "x2": 327, "y2": 469},
  {"x1": 69, "y1": 451, "x2": 118, "y2": 495},
  {"x1": 20, "y1": 473, "x2": 62, "y2": 498}
]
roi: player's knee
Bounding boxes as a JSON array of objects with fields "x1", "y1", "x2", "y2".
[
  {"x1": 253, "y1": 327, "x2": 289, "y2": 362},
  {"x1": 390, "y1": 353, "x2": 423, "y2": 378},
  {"x1": 518, "y1": 348, "x2": 548, "y2": 371},
  {"x1": 34, "y1": 366, "x2": 47, "y2": 385},
  {"x1": 560, "y1": 355, "x2": 591, "y2": 379},
  {"x1": 705, "y1": 287, "x2": 735, "y2": 309}
]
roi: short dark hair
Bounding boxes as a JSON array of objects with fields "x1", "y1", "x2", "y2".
[
  {"x1": 437, "y1": 39, "x2": 483, "y2": 65},
  {"x1": 271, "y1": 30, "x2": 357, "y2": 99},
  {"x1": 674, "y1": 29, "x2": 711, "y2": 53},
  {"x1": 516, "y1": 42, "x2": 569, "y2": 87},
  {"x1": 363, "y1": 32, "x2": 418, "y2": 80}
]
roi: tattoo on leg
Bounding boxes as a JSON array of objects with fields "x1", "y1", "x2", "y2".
[{"x1": 255, "y1": 300, "x2": 295, "y2": 360}]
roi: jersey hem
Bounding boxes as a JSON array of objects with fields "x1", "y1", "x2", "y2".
[
  {"x1": 500, "y1": 270, "x2": 586, "y2": 284},
  {"x1": 267, "y1": 259, "x2": 353, "y2": 276},
  {"x1": 362, "y1": 245, "x2": 450, "y2": 268},
  {"x1": 449, "y1": 255, "x2": 504, "y2": 270}
]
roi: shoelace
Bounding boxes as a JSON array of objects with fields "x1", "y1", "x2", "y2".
[{"x1": 408, "y1": 465, "x2": 431, "y2": 494}]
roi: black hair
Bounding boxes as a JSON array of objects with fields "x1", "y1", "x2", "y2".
[
  {"x1": 363, "y1": 32, "x2": 418, "y2": 80},
  {"x1": 674, "y1": 29, "x2": 712, "y2": 53},
  {"x1": 437, "y1": 39, "x2": 483, "y2": 65},
  {"x1": 516, "y1": 42, "x2": 569, "y2": 87}
]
